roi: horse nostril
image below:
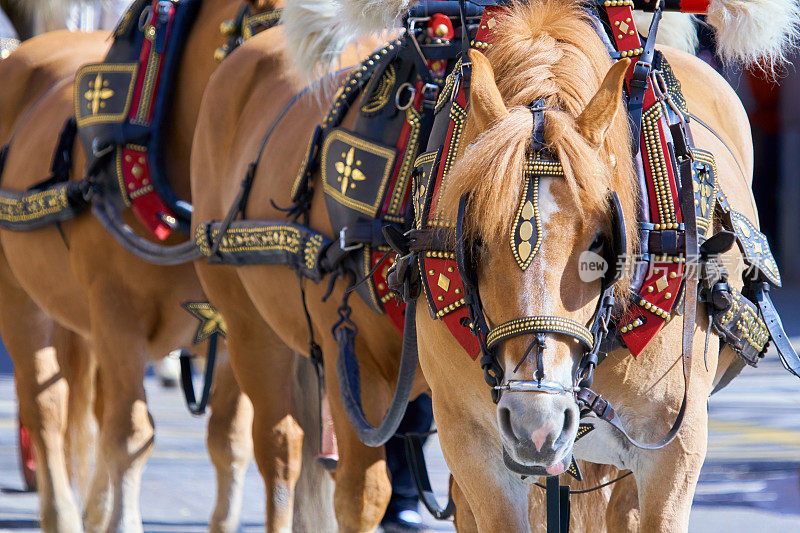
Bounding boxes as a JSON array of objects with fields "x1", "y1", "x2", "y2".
[
  {"x1": 562, "y1": 406, "x2": 574, "y2": 435},
  {"x1": 498, "y1": 406, "x2": 516, "y2": 441}
]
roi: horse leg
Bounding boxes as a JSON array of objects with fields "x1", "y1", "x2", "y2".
[
  {"x1": 290, "y1": 354, "x2": 336, "y2": 533},
  {"x1": 629, "y1": 340, "x2": 711, "y2": 533},
  {"x1": 227, "y1": 326, "x2": 302, "y2": 533},
  {"x1": 633, "y1": 418, "x2": 706, "y2": 532},
  {"x1": 83, "y1": 296, "x2": 153, "y2": 533},
  {"x1": 0, "y1": 273, "x2": 82, "y2": 532},
  {"x1": 451, "y1": 477, "x2": 479, "y2": 533},
  {"x1": 57, "y1": 327, "x2": 97, "y2": 506},
  {"x1": 321, "y1": 338, "x2": 392, "y2": 532},
  {"x1": 607, "y1": 473, "x2": 639, "y2": 532},
  {"x1": 206, "y1": 351, "x2": 254, "y2": 533}
]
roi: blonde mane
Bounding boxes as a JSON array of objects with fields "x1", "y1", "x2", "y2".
[{"x1": 438, "y1": 0, "x2": 640, "y2": 296}]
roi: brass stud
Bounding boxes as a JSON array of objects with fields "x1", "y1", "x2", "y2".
[
  {"x1": 220, "y1": 20, "x2": 236, "y2": 36},
  {"x1": 213, "y1": 46, "x2": 228, "y2": 62},
  {"x1": 665, "y1": 292, "x2": 672, "y2": 300}
]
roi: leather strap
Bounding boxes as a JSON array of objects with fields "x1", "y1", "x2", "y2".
[
  {"x1": 577, "y1": 385, "x2": 687, "y2": 450},
  {"x1": 646, "y1": 229, "x2": 685, "y2": 255},
  {"x1": 335, "y1": 300, "x2": 420, "y2": 447},
  {"x1": 545, "y1": 475, "x2": 570, "y2": 533},
  {"x1": 178, "y1": 333, "x2": 218, "y2": 416},
  {"x1": 92, "y1": 198, "x2": 202, "y2": 265},
  {"x1": 753, "y1": 282, "x2": 800, "y2": 378},
  {"x1": 626, "y1": 4, "x2": 662, "y2": 155},
  {"x1": 403, "y1": 433, "x2": 456, "y2": 519},
  {"x1": 0, "y1": 180, "x2": 91, "y2": 232}
]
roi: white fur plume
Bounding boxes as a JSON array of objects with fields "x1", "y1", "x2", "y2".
[
  {"x1": 286, "y1": 0, "x2": 799, "y2": 78},
  {"x1": 706, "y1": 0, "x2": 800, "y2": 69},
  {"x1": 634, "y1": 11, "x2": 698, "y2": 54},
  {"x1": 7, "y1": 0, "x2": 86, "y2": 15},
  {"x1": 282, "y1": 0, "x2": 352, "y2": 80},
  {"x1": 282, "y1": 0, "x2": 411, "y2": 80},
  {"x1": 339, "y1": 0, "x2": 415, "y2": 33}
]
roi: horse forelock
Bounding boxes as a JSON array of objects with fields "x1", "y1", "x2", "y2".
[{"x1": 438, "y1": 0, "x2": 639, "y2": 301}]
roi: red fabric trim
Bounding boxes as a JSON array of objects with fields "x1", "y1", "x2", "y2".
[
  {"x1": 371, "y1": 251, "x2": 406, "y2": 333},
  {"x1": 606, "y1": 6, "x2": 642, "y2": 56},
  {"x1": 443, "y1": 307, "x2": 480, "y2": 359},
  {"x1": 679, "y1": 0, "x2": 710, "y2": 14},
  {"x1": 474, "y1": 6, "x2": 502, "y2": 43},
  {"x1": 620, "y1": 262, "x2": 684, "y2": 355},
  {"x1": 144, "y1": 1, "x2": 175, "y2": 123},
  {"x1": 121, "y1": 146, "x2": 175, "y2": 240}
]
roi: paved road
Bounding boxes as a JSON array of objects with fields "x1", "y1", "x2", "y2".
[{"x1": 2, "y1": 287, "x2": 800, "y2": 531}]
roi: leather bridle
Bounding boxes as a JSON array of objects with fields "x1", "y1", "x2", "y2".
[
  {"x1": 452, "y1": 103, "x2": 625, "y2": 405},
  {"x1": 388, "y1": 100, "x2": 691, "y2": 452}
]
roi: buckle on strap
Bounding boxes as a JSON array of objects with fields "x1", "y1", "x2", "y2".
[
  {"x1": 339, "y1": 227, "x2": 364, "y2": 252},
  {"x1": 422, "y1": 82, "x2": 440, "y2": 109}
]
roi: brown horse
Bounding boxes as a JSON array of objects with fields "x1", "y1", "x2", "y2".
[
  {"x1": 190, "y1": 9, "x2": 643, "y2": 531},
  {"x1": 0, "y1": 0, "x2": 333, "y2": 530},
  {"x1": 195, "y1": 0, "x2": 795, "y2": 531},
  {"x1": 415, "y1": 2, "x2": 770, "y2": 530}
]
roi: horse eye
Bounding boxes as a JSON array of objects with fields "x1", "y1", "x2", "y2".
[{"x1": 589, "y1": 234, "x2": 605, "y2": 252}]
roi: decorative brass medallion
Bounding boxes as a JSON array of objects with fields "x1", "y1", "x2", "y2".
[
  {"x1": 182, "y1": 301, "x2": 228, "y2": 345},
  {"x1": 510, "y1": 175, "x2": 542, "y2": 270},
  {"x1": 321, "y1": 129, "x2": 397, "y2": 217},
  {"x1": 335, "y1": 147, "x2": 367, "y2": 195},
  {"x1": 74, "y1": 63, "x2": 138, "y2": 127}
]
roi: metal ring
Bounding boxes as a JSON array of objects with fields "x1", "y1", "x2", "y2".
[
  {"x1": 395, "y1": 82, "x2": 416, "y2": 111},
  {"x1": 138, "y1": 5, "x2": 153, "y2": 31},
  {"x1": 493, "y1": 380, "x2": 576, "y2": 394}
]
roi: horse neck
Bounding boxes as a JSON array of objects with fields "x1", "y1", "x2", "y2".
[{"x1": 163, "y1": 0, "x2": 257, "y2": 201}]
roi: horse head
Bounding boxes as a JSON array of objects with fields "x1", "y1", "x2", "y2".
[{"x1": 432, "y1": 3, "x2": 639, "y2": 474}]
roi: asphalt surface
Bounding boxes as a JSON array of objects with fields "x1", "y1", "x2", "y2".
[{"x1": 1, "y1": 287, "x2": 800, "y2": 531}]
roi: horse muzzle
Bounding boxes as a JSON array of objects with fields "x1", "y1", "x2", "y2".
[{"x1": 497, "y1": 388, "x2": 579, "y2": 471}]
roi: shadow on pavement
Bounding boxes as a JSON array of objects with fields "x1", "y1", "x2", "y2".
[{"x1": 0, "y1": 520, "x2": 40, "y2": 529}]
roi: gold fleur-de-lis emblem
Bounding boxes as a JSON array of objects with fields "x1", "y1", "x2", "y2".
[
  {"x1": 334, "y1": 147, "x2": 366, "y2": 195},
  {"x1": 84, "y1": 73, "x2": 115, "y2": 116}
]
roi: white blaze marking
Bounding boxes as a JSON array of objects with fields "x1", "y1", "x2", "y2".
[{"x1": 516, "y1": 178, "x2": 573, "y2": 385}]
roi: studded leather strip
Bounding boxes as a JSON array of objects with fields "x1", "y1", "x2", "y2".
[{"x1": 486, "y1": 316, "x2": 594, "y2": 351}]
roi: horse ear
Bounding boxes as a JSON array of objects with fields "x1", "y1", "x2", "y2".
[
  {"x1": 468, "y1": 49, "x2": 508, "y2": 132},
  {"x1": 576, "y1": 58, "x2": 630, "y2": 146}
]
